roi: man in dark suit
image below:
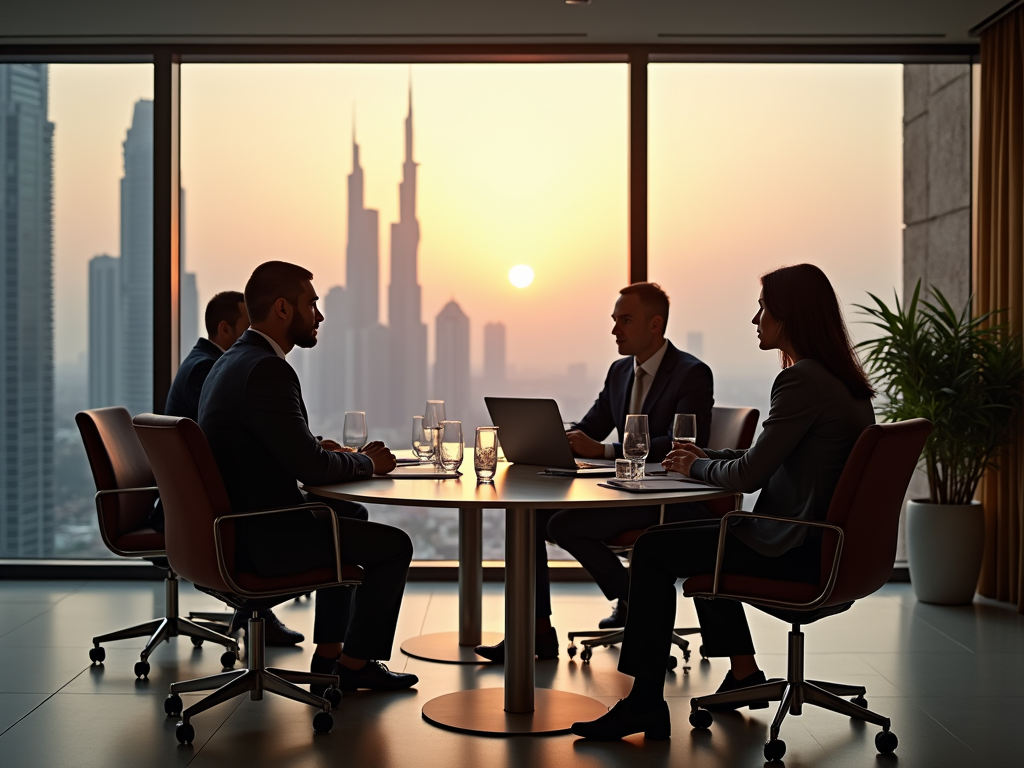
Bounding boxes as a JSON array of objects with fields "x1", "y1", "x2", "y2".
[
  {"x1": 476, "y1": 282, "x2": 714, "y2": 662},
  {"x1": 199, "y1": 261, "x2": 417, "y2": 693},
  {"x1": 164, "y1": 290, "x2": 304, "y2": 646}
]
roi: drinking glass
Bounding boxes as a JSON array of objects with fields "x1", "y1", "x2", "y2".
[
  {"x1": 424, "y1": 400, "x2": 446, "y2": 466},
  {"x1": 343, "y1": 411, "x2": 367, "y2": 450},
  {"x1": 623, "y1": 413, "x2": 650, "y2": 480},
  {"x1": 412, "y1": 415, "x2": 432, "y2": 460},
  {"x1": 439, "y1": 421, "x2": 464, "y2": 473},
  {"x1": 672, "y1": 414, "x2": 697, "y2": 446},
  {"x1": 474, "y1": 426, "x2": 499, "y2": 481}
]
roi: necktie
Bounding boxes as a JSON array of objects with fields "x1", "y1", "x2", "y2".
[{"x1": 629, "y1": 367, "x2": 647, "y2": 415}]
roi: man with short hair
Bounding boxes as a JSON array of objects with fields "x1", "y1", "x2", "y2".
[
  {"x1": 476, "y1": 282, "x2": 714, "y2": 662},
  {"x1": 164, "y1": 291, "x2": 304, "y2": 646},
  {"x1": 199, "y1": 261, "x2": 417, "y2": 693}
]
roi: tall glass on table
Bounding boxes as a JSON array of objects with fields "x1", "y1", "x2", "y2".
[
  {"x1": 474, "y1": 426, "x2": 499, "y2": 481},
  {"x1": 343, "y1": 411, "x2": 367, "y2": 450},
  {"x1": 412, "y1": 416, "x2": 433, "y2": 462},
  {"x1": 672, "y1": 413, "x2": 697, "y2": 446},
  {"x1": 623, "y1": 413, "x2": 650, "y2": 480},
  {"x1": 424, "y1": 400, "x2": 446, "y2": 468}
]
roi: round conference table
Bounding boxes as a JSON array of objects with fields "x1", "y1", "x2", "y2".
[{"x1": 307, "y1": 455, "x2": 732, "y2": 735}]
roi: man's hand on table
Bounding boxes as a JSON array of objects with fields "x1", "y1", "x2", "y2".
[
  {"x1": 662, "y1": 442, "x2": 707, "y2": 477},
  {"x1": 318, "y1": 438, "x2": 352, "y2": 453},
  {"x1": 361, "y1": 441, "x2": 397, "y2": 475},
  {"x1": 565, "y1": 430, "x2": 605, "y2": 459}
]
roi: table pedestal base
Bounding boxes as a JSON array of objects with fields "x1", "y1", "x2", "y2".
[
  {"x1": 421, "y1": 687, "x2": 609, "y2": 735},
  {"x1": 400, "y1": 631, "x2": 504, "y2": 664}
]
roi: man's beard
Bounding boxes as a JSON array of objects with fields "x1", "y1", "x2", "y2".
[{"x1": 288, "y1": 312, "x2": 318, "y2": 349}]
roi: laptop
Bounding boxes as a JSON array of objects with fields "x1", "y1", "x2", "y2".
[{"x1": 484, "y1": 397, "x2": 616, "y2": 476}]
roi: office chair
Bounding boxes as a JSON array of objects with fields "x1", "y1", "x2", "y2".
[
  {"x1": 76, "y1": 408, "x2": 239, "y2": 678},
  {"x1": 133, "y1": 414, "x2": 363, "y2": 744},
  {"x1": 567, "y1": 406, "x2": 759, "y2": 670},
  {"x1": 686, "y1": 418, "x2": 932, "y2": 762}
]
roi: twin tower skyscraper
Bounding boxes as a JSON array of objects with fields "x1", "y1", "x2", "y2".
[{"x1": 304, "y1": 87, "x2": 428, "y2": 436}]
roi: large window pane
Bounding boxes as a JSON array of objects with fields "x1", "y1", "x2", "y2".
[
  {"x1": 0, "y1": 63, "x2": 153, "y2": 557},
  {"x1": 649, "y1": 64, "x2": 903, "y2": 429},
  {"x1": 181, "y1": 63, "x2": 627, "y2": 559}
]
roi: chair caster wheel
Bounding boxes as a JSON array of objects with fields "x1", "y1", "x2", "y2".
[
  {"x1": 852, "y1": 695, "x2": 867, "y2": 708},
  {"x1": 313, "y1": 711, "x2": 334, "y2": 734},
  {"x1": 683, "y1": 649, "x2": 691, "y2": 662},
  {"x1": 764, "y1": 738, "x2": 787, "y2": 761},
  {"x1": 567, "y1": 645, "x2": 577, "y2": 659},
  {"x1": 666, "y1": 655, "x2": 678, "y2": 671},
  {"x1": 175, "y1": 721, "x2": 195, "y2": 745},
  {"x1": 580, "y1": 648, "x2": 593, "y2": 663},
  {"x1": 191, "y1": 637, "x2": 204, "y2": 648},
  {"x1": 324, "y1": 687, "x2": 342, "y2": 709},
  {"x1": 689, "y1": 709, "x2": 713, "y2": 729},
  {"x1": 875, "y1": 730, "x2": 898, "y2": 754},
  {"x1": 89, "y1": 646, "x2": 105, "y2": 664},
  {"x1": 134, "y1": 660, "x2": 150, "y2": 679},
  {"x1": 220, "y1": 651, "x2": 237, "y2": 668},
  {"x1": 164, "y1": 694, "x2": 183, "y2": 717}
]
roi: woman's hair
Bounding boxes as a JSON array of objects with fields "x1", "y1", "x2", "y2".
[{"x1": 760, "y1": 264, "x2": 874, "y2": 399}]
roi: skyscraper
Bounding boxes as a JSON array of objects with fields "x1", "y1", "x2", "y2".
[
  {"x1": 483, "y1": 322, "x2": 507, "y2": 387},
  {"x1": 119, "y1": 100, "x2": 154, "y2": 415},
  {"x1": 387, "y1": 86, "x2": 428, "y2": 428},
  {"x1": 346, "y1": 124, "x2": 380, "y2": 329},
  {"x1": 88, "y1": 254, "x2": 121, "y2": 408},
  {"x1": 434, "y1": 301, "x2": 470, "y2": 418},
  {"x1": 179, "y1": 188, "x2": 198, "y2": 360},
  {"x1": 0, "y1": 64, "x2": 55, "y2": 556}
]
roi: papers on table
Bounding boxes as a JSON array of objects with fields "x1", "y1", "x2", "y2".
[
  {"x1": 599, "y1": 478, "x2": 724, "y2": 494},
  {"x1": 379, "y1": 465, "x2": 462, "y2": 479}
]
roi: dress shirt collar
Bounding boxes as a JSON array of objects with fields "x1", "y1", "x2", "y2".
[
  {"x1": 635, "y1": 339, "x2": 669, "y2": 379},
  {"x1": 249, "y1": 329, "x2": 287, "y2": 360}
]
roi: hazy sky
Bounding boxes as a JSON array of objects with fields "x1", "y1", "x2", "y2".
[{"x1": 50, "y1": 62, "x2": 901, "y2": 382}]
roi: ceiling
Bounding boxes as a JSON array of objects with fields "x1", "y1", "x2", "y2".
[{"x1": 0, "y1": 0, "x2": 1006, "y2": 49}]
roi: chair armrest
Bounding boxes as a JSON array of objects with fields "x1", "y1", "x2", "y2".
[
  {"x1": 705, "y1": 510, "x2": 845, "y2": 609},
  {"x1": 212, "y1": 503, "x2": 344, "y2": 593},
  {"x1": 94, "y1": 486, "x2": 162, "y2": 557}
]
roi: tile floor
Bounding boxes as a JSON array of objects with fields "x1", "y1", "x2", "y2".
[{"x1": 0, "y1": 579, "x2": 1021, "y2": 767}]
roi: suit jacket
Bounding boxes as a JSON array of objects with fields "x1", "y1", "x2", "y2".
[
  {"x1": 198, "y1": 329, "x2": 374, "y2": 574},
  {"x1": 690, "y1": 359, "x2": 875, "y2": 557},
  {"x1": 574, "y1": 340, "x2": 714, "y2": 463},
  {"x1": 165, "y1": 337, "x2": 223, "y2": 421}
]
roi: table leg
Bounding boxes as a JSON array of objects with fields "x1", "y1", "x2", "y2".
[
  {"x1": 458, "y1": 506, "x2": 483, "y2": 647},
  {"x1": 400, "y1": 506, "x2": 500, "y2": 663},
  {"x1": 504, "y1": 506, "x2": 535, "y2": 713}
]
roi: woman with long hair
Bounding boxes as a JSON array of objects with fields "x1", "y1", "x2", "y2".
[{"x1": 572, "y1": 264, "x2": 875, "y2": 741}]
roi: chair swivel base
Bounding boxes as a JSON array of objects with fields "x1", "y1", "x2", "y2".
[
  {"x1": 89, "y1": 570, "x2": 239, "y2": 678},
  {"x1": 688, "y1": 625, "x2": 898, "y2": 762},
  {"x1": 164, "y1": 617, "x2": 340, "y2": 745},
  {"x1": 567, "y1": 626, "x2": 702, "y2": 672}
]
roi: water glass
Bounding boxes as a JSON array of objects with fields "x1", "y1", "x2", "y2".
[
  {"x1": 474, "y1": 426, "x2": 499, "y2": 481},
  {"x1": 343, "y1": 411, "x2": 367, "y2": 450},
  {"x1": 672, "y1": 413, "x2": 697, "y2": 446},
  {"x1": 623, "y1": 413, "x2": 650, "y2": 480},
  {"x1": 424, "y1": 400, "x2": 446, "y2": 466},
  {"x1": 412, "y1": 415, "x2": 432, "y2": 460},
  {"x1": 439, "y1": 420, "x2": 464, "y2": 473}
]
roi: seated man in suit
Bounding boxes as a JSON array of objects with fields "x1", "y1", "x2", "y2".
[
  {"x1": 164, "y1": 290, "x2": 303, "y2": 647},
  {"x1": 199, "y1": 260, "x2": 417, "y2": 693},
  {"x1": 476, "y1": 282, "x2": 714, "y2": 662}
]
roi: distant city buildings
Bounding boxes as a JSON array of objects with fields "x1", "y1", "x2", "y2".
[
  {"x1": 88, "y1": 255, "x2": 120, "y2": 407},
  {"x1": 0, "y1": 63, "x2": 55, "y2": 556},
  {"x1": 179, "y1": 188, "x2": 199, "y2": 361},
  {"x1": 434, "y1": 301, "x2": 470, "y2": 419}
]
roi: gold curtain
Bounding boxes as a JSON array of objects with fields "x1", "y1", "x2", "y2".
[{"x1": 977, "y1": 8, "x2": 1024, "y2": 612}]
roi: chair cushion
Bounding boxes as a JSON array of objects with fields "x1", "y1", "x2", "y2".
[
  {"x1": 112, "y1": 528, "x2": 165, "y2": 554},
  {"x1": 683, "y1": 574, "x2": 824, "y2": 605},
  {"x1": 231, "y1": 564, "x2": 364, "y2": 594}
]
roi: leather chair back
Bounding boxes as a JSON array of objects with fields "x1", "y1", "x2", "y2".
[
  {"x1": 75, "y1": 407, "x2": 161, "y2": 554},
  {"x1": 133, "y1": 414, "x2": 235, "y2": 593},
  {"x1": 820, "y1": 418, "x2": 932, "y2": 606},
  {"x1": 708, "y1": 406, "x2": 759, "y2": 451}
]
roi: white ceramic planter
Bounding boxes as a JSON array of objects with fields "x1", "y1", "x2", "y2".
[{"x1": 906, "y1": 499, "x2": 985, "y2": 605}]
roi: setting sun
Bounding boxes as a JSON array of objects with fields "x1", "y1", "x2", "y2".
[{"x1": 508, "y1": 264, "x2": 535, "y2": 289}]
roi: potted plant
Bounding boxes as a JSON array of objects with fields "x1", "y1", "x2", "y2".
[{"x1": 857, "y1": 281, "x2": 1024, "y2": 605}]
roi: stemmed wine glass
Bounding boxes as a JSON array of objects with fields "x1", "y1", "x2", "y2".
[
  {"x1": 343, "y1": 411, "x2": 367, "y2": 451},
  {"x1": 672, "y1": 414, "x2": 697, "y2": 446},
  {"x1": 623, "y1": 413, "x2": 650, "y2": 480},
  {"x1": 424, "y1": 400, "x2": 446, "y2": 467}
]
